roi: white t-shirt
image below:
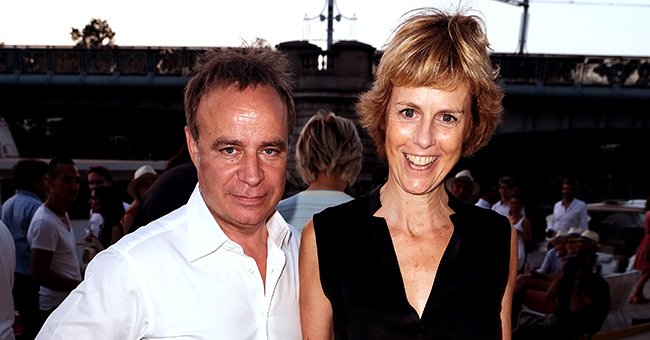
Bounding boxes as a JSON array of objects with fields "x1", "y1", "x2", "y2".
[
  {"x1": 38, "y1": 185, "x2": 301, "y2": 339},
  {"x1": 27, "y1": 205, "x2": 82, "y2": 311}
]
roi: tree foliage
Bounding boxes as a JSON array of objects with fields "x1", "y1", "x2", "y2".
[{"x1": 71, "y1": 18, "x2": 116, "y2": 48}]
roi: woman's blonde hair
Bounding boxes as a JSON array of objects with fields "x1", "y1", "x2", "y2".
[
  {"x1": 356, "y1": 7, "x2": 504, "y2": 160},
  {"x1": 295, "y1": 110, "x2": 363, "y2": 187}
]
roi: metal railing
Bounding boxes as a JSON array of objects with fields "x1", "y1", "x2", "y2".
[{"x1": 1, "y1": 45, "x2": 649, "y2": 89}]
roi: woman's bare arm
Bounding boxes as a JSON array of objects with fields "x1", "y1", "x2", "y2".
[
  {"x1": 299, "y1": 220, "x2": 334, "y2": 340},
  {"x1": 501, "y1": 226, "x2": 518, "y2": 339}
]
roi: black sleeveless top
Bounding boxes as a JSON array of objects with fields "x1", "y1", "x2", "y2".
[{"x1": 313, "y1": 186, "x2": 512, "y2": 339}]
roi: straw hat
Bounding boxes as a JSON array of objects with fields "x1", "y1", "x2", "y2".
[
  {"x1": 567, "y1": 227, "x2": 585, "y2": 237},
  {"x1": 550, "y1": 229, "x2": 569, "y2": 243},
  {"x1": 445, "y1": 169, "x2": 480, "y2": 198},
  {"x1": 127, "y1": 165, "x2": 157, "y2": 198},
  {"x1": 579, "y1": 229, "x2": 600, "y2": 247}
]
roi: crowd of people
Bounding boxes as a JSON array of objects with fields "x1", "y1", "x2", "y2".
[{"x1": 0, "y1": 5, "x2": 647, "y2": 340}]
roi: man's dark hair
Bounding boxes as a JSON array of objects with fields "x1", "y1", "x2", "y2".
[
  {"x1": 48, "y1": 156, "x2": 76, "y2": 178},
  {"x1": 184, "y1": 47, "x2": 296, "y2": 142},
  {"x1": 88, "y1": 165, "x2": 113, "y2": 183},
  {"x1": 12, "y1": 159, "x2": 48, "y2": 190}
]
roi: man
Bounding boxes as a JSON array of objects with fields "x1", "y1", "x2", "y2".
[
  {"x1": 546, "y1": 178, "x2": 590, "y2": 236},
  {"x1": 27, "y1": 156, "x2": 82, "y2": 333},
  {"x1": 36, "y1": 48, "x2": 300, "y2": 339},
  {"x1": 444, "y1": 169, "x2": 480, "y2": 203},
  {"x1": 1, "y1": 159, "x2": 49, "y2": 340},
  {"x1": 491, "y1": 175, "x2": 518, "y2": 216},
  {"x1": 1, "y1": 221, "x2": 16, "y2": 340}
]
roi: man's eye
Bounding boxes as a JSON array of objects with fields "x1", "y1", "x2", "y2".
[
  {"x1": 399, "y1": 108, "x2": 415, "y2": 118},
  {"x1": 222, "y1": 147, "x2": 235, "y2": 155},
  {"x1": 262, "y1": 148, "x2": 278, "y2": 156}
]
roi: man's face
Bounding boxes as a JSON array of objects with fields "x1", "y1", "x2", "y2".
[
  {"x1": 49, "y1": 163, "x2": 81, "y2": 205},
  {"x1": 87, "y1": 173, "x2": 110, "y2": 191},
  {"x1": 451, "y1": 177, "x2": 474, "y2": 202},
  {"x1": 186, "y1": 85, "x2": 288, "y2": 233},
  {"x1": 561, "y1": 183, "x2": 574, "y2": 199}
]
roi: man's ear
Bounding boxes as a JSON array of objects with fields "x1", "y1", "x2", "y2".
[{"x1": 184, "y1": 126, "x2": 199, "y2": 166}]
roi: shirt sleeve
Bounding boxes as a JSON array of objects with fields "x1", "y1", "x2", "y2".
[
  {"x1": 36, "y1": 249, "x2": 149, "y2": 339},
  {"x1": 28, "y1": 218, "x2": 59, "y2": 252},
  {"x1": 579, "y1": 203, "x2": 590, "y2": 229}
]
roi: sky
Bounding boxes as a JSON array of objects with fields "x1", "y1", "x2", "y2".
[{"x1": 1, "y1": 0, "x2": 649, "y2": 57}]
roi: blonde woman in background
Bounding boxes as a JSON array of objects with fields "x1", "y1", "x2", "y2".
[{"x1": 277, "y1": 110, "x2": 363, "y2": 230}]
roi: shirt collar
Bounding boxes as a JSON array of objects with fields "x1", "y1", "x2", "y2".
[{"x1": 184, "y1": 185, "x2": 294, "y2": 262}]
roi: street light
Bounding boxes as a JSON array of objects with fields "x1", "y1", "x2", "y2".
[{"x1": 495, "y1": 0, "x2": 530, "y2": 54}]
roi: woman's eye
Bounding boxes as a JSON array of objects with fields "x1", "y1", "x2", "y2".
[
  {"x1": 442, "y1": 114, "x2": 457, "y2": 123},
  {"x1": 399, "y1": 108, "x2": 415, "y2": 118}
]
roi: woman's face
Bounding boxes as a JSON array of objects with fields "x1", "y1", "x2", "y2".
[
  {"x1": 509, "y1": 197, "x2": 522, "y2": 215},
  {"x1": 384, "y1": 85, "x2": 470, "y2": 196},
  {"x1": 89, "y1": 190, "x2": 101, "y2": 213}
]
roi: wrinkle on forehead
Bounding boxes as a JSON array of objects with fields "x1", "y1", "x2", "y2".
[{"x1": 234, "y1": 111, "x2": 258, "y2": 124}]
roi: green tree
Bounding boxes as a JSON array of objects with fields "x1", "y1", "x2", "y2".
[{"x1": 71, "y1": 18, "x2": 116, "y2": 48}]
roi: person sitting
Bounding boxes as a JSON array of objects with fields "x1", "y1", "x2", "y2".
[
  {"x1": 276, "y1": 110, "x2": 363, "y2": 230},
  {"x1": 577, "y1": 229, "x2": 600, "y2": 254},
  {"x1": 512, "y1": 230, "x2": 569, "y2": 325},
  {"x1": 514, "y1": 248, "x2": 610, "y2": 339}
]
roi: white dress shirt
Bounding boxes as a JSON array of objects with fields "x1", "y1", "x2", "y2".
[
  {"x1": 37, "y1": 185, "x2": 301, "y2": 340},
  {"x1": 547, "y1": 198, "x2": 590, "y2": 233}
]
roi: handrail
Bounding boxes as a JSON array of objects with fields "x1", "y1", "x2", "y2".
[{"x1": 1, "y1": 46, "x2": 649, "y2": 88}]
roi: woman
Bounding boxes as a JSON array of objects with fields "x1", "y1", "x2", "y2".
[
  {"x1": 277, "y1": 110, "x2": 363, "y2": 230},
  {"x1": 629, "y1": 196, "x2": 650, "y2": 304},
  {"x1": 299, "y1": 8, "x2": 517, "y2": 339},
  {"x1": 509, "y1": 195, "x2": 533, "y2": 273},
  {"x1": 88, "y1": 185, "x2": 125, "y2": 249}
]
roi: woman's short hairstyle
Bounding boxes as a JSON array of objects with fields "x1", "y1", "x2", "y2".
[
  {"x1": 356, "y1": 7, "x2": 504, "y2": 160},
  {"x1": 295, "y1": 110, "x2": 363, "y2": 187}
]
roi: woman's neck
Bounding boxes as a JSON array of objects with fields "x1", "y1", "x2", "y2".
[{"x1": 306, "y1": 172, "x2": 346, "y2": 192}]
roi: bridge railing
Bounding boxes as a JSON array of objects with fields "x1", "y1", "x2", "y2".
[
  {"x1": 0, "y1": 46, "x2": 201, "y2": 79},
  {"x1": 1, "y1": 46, "x2": 649, "y2": 89},
  {"x1": 492, "y1": 54, "x2": 650, "y2": 88}
]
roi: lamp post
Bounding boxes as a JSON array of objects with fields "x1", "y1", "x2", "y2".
[{"x1": 496, "y1": 0, "x2": 530, "y2": 54}]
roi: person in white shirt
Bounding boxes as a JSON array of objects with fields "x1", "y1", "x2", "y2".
[
  {"x1": 491, "y1": 175, "x2": 518, "y2": 216},
  {"x1": 0, "y1": 221, "x2": 16, "y2": 340},
  {"x1": 36, "y1": 48, "x2": 301, "y2": 339},
  {"x1": 546, "y1": 177, "x2": 590, "y2": 236},
  {"x1": 27, "y1": 156, "x2": 83, "y2": 334}
]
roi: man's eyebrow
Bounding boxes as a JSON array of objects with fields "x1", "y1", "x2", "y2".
[
  {"x1": 264, "y1": 139, "x2": 288, "y2": 151},
  {"x1": 210, "y1": 137, "x2": 287, "y2": 151},
  {"x1": 211, "y1": 137, "x2": 243, "y2": 149}
]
